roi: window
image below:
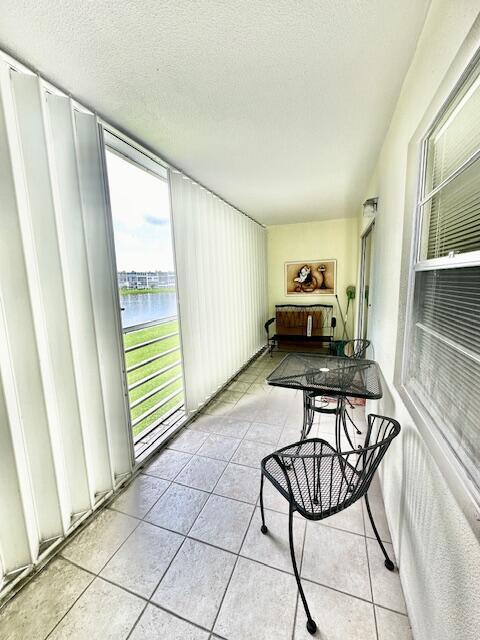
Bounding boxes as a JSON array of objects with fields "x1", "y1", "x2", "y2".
[{"x1": 404, "y1": 61, "x2": 480, "y2": 496}]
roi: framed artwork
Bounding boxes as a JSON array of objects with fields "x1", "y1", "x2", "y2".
[{"x1": 285, "y1": 259, "x2": 337, "y2": 295}]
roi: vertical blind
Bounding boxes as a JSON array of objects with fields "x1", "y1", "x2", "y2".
[
  {"x1": 0, "y1": 58, "x2": 132, "y2": 597},
  {"x1": 170, "y1": 171, "x2": 267, "y2": 413},
  {"x1": 406, "y1": 59, "x2": 480, "y2": 494}
]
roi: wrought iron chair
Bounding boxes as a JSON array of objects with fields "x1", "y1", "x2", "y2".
[
  {"x1": 305, "y1": 338, "x2": 372, "y2": 446},
  {"x1": 260, "y1": 413, "x2": 401, "y2": 635},
  {"x1": 342, "y1": 338, "x2": 371, "y2": 359}
]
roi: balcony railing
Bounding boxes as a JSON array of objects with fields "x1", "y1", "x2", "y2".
[{"x1": 123, "y1": 316, "x2": 184, "y2": 441}]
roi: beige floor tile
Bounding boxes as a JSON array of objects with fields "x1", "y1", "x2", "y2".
[
  {"x1": 214, "y1": 463, "x2": 260, "y2": 504},
  {"x1": 145, "y1": 482, "x2": 208, "y2": 534},
  {"x1": 367, "y1": 538, "x2": 406, "y2": 613},
  {"x1": 320, "y1": 499, "x2": 365, "y2": 536},
  {"x1": 240, "y1": 508, "x2": 305, "y2": 573},
  {"x1": 375, "y1": 606, "x2": 413, "y2": 640},
  {"x1": 203, "y1": 400, "x2": 232, "y2": 417},
  {"x1": 245, "y1": 421, "x2": 283, "y2": 445},
  {"x1": 196, "y1": 434, "x2": 241, "y2": 461},
  {"x1": 230, "y1": 439, "x2": 273, "y2": 469},
  {"x1": 144, "y1": 449, "x2": 192, "y2": 480},
  {"x1": 49, "y1": 578, "x2": 144, "y2": 639},
  {"x1": 245, "y1": 382, "x2": 270, "y2": 395},
  {"x1": 211, "y1": 417, "x2": 251, "y2": 439},
  {"x1": 253, "y1": 402, "x2": 289, "y2": 426},
  {"x1": 168, "y1": 430, "x2": 209, "y2": 454},
  {"x1": 188, "y1": 415, "x2": 220, "y2": 433},
  {"x1": 152, "y1": 539, "x2": 235, "y2": 629},
  {"x1": 130, "y1": 605, "x2": 209, "y2": 640},
  {"x1": 62, "y1": 509, "x2": 139, "y2": 573},
  {"x1": 293, "y1": 579, "x2": 376, "y2": 640},
  {"x1": 189, "y1": 494, "x2": 254, "y2": 553},
  {"x1": 175, "y1": 456, "x2": 226, "y2": 492},
  {"x1": 260, "y1": 477, "x2": 293, "y2": 515},
  {"x1": 229, "y1": 381, "x2": 251, "y2": 393},
  {"x1": 111, "y1": 474, "x2": 169, "y2": 518},
  {"x1": 214, "y1": 557, "x2": 297, "y2": 640},
  {"x1": 301, "y1": 522, "x2": 371, "y2": 601},
  {"x1": 100, "y1": 521, "x2": 183, "y2": 598},
  {"x1": 228, "y1": 396, "x2": 263, "y2": 421},
  {"x1": 237, "y1": 371, "x2": 257, "y2": 383},
  {"x1": 219, "y1": 390, "x2": 243, "y2": 404},
  {"x1": 0, "y1": 558, "x2": 93, "y2": 640}
]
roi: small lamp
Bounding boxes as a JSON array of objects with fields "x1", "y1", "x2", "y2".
[{"x1": 363, "y1": 197, "x2": 378, "y2": 217}]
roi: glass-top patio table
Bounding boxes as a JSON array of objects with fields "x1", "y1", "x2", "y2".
[{"x1": 266, "y1": 353, "x2": 382, "y2": 451}]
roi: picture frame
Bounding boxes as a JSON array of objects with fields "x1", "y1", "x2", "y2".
[{"x1": 285, "y1": 259, "x2": 337, "y2": 296}]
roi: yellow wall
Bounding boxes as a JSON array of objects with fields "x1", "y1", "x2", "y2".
[{"x1": 266, "y1": 217, "x2": 359, "y2": 337}]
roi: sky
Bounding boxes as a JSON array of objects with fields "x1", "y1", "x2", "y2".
[{"x1": 105, "y1": 150, "x2": 175, "y2": 272}]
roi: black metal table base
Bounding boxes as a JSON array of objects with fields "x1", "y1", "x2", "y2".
[{"x1": 301, "y1": 391, "x2": 359, "y2": 451}]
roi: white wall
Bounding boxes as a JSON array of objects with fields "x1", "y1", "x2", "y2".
[{"x1": 361, "y1": 3, "x2": 480, "y2": 639}]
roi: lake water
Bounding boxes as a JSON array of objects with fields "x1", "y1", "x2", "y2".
[{"x1": 120, "y1": 292, "x2": 178, "y2": 329}]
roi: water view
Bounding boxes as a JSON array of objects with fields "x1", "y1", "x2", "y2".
[{"x1": 120, "y1": 291, "x2": 177, "y2": 328}]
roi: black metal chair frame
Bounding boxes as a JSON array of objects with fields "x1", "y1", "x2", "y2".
[
  {"x1": 259, "y1": 413, "x2": 401, "y2": 635},
  {"x1": 305, "y1": 339, "x2": 372, "y2": 447}
]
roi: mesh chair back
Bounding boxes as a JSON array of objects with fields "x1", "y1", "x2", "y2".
[
  {"x1": 272, "y1": 414, "x2": 400, "y2": 518},
  {"x1": 342, "y1": 339, "x2": 371, "y2": 359}
]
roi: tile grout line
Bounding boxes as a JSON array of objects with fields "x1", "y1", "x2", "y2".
[
  {"x1": 291, "y1": 501, "x2": 309, "y2": 640},
  {"x1": 62, "y1": 546, "x2": 409, "y2": 622},
  {"x1": 361, "y1": 486, "x2": 380, "y2": 640},
  {"x1": 44, "y1": 509, "x2": 149, "y2": 639},
  {"x1": 36, "y1": 376, "x2": 406, "y2": 640},
  {"x1": 207, "y1": 486, "x2": 259, "y2": 636},
  {"x1": 125, "y1": 601, "x2": 149, "y2": 640},
  {"x1": 42, "y1": 569, "x2": 97, "y2": 640},
  {"x1": 1, "y1": 362, "x2": 285, "y2": 638},
  {"x1": 60, "y1": 556, "x2": 216, "y2": 638}
]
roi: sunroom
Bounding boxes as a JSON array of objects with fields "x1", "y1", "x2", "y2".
[{"x1": 0, "y1": 2, "x2": 479, "y2": 640}]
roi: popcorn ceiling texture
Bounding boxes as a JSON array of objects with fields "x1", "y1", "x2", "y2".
[{"x1": 0, "y1": 0, "x2": 428, "y2": 224}]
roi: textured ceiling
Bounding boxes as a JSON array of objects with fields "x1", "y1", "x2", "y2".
[{"x1": 0, "y1": 1, "x2": 430, "y2": 224}]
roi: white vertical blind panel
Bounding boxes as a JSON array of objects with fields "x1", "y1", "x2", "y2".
[
  {"x1": 0, "y1": 57, "x2": 135, "y2": 596},
  {"x1": 45, "y1": 93, "x2": 111, "y2": 505},
  {"x1": 0, "y1": 70, "x2": 43, "y2": 570},
  {"x1": 12, "y1": 72, "x2": 87, "y2": 532},
  {"x1": 1, "y1": 69, "x2": 65, "y2": 544},
  {"x1": 0, "y1": 367, "x2": 31, "y2": 581},
  {"x1": 170, "y1": 171, "x2": 266, "y2": 413},
  {"x1": 74, "y1": 111, "x2": 132, "y2": 484}
]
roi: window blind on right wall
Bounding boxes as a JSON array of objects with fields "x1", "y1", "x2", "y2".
[{"x1": 406, "y1": 63, "x2": 480, "y2": 494}]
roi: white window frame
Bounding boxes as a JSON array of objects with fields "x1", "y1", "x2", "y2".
[
  {"x1": 395, "y1": 38, "x2": 480, "y2": 534},
  {"x1": 101, "y1": 129, "x2": 188, "y2": 455}
]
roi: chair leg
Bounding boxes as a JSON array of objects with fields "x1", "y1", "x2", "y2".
[
  {"x1": 345, "y1": 399, "x2": 361, "y2": 434},
  {"x1": 288, "y1": 505, "x2": 317, "y2": 635},
  {"x1": 260, "y1": 473, "x2": 268, "y2": 534},
  {"x1": 302, "y1": 391, "x2": 314, "y2": 439},
  {"x1": 365, "y1": 493, "x2": 395, "y2": 571},
  {"x1": 341, "y1": 410, "x2": 356, "y2": 450}
]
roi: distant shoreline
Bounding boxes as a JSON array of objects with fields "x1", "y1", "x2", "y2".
[{"x1": 120, "y1": 287, "x2": 176, "y2": 296}]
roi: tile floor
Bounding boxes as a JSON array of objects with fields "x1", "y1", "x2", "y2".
[{"x1": 0, "y1": 353, "x2": 412, "y2": 640}]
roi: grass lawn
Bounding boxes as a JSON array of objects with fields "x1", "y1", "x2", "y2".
[
  {"x1": 123, "y1": 319, "x2": 183, "y2": 437},
  {"x1": 120, "y1": 286, "x2": 176, "y2": 295}
]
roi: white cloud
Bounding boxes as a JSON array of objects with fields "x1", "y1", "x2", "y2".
[{"x1": 105, "y1": 150, "x2": 175, "y2": 271}]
